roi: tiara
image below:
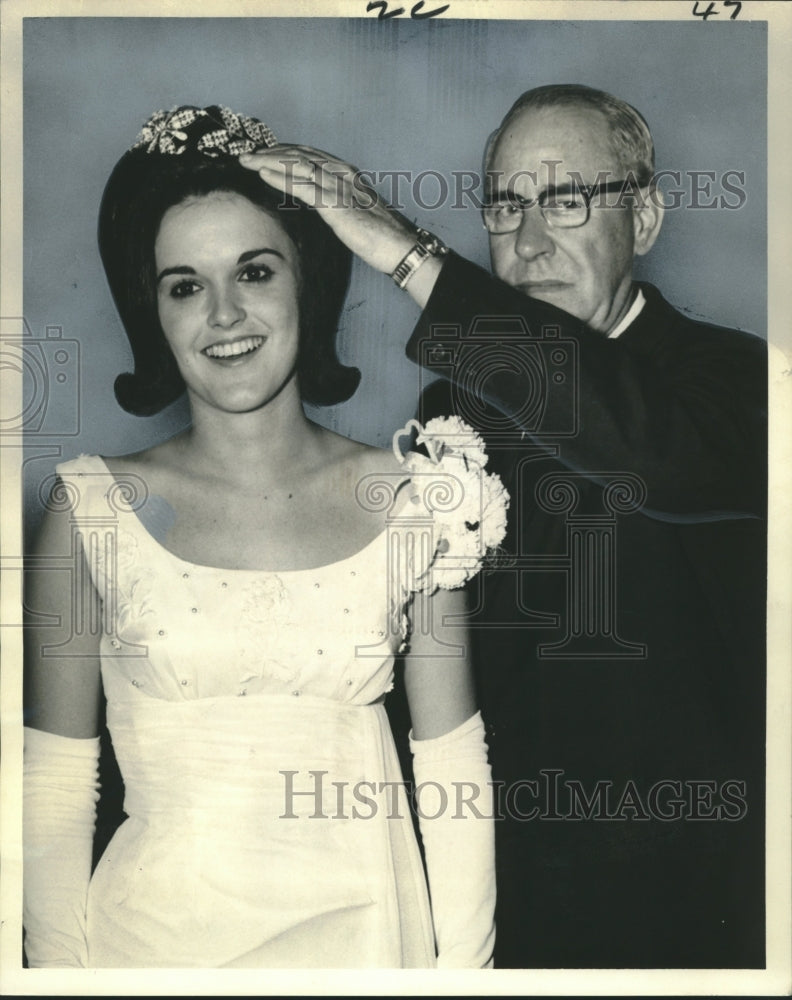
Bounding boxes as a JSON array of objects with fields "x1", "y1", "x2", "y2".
[{"x1": 131, "y1": 105, "x2": 278, "y2": 157}]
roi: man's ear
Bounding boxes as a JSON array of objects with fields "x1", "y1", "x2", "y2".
[{"x1": 632, "y1": 187, "x2": 664, "y2": 257}]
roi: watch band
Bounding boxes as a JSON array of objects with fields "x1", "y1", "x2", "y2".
[{"x1": 392, "y1": 228, "x2": 449, "y2": 289}]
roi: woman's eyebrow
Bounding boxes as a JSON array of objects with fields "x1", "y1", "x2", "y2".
[
  {"x1": 238, "y1": 247, "x2": 285, "y2": 264},
  {"x1": 157, "y1": 248, "x2": 285, "y2": 283},
  {"x1": 157, "y1": 265, "x2": 196, "y2": 282}
]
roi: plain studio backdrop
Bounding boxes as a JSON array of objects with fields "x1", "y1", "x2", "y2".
[{"x1": 20, "y1": 16, "x2": 766, "y2": 540}]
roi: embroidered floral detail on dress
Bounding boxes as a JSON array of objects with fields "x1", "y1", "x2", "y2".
[
  {"x1": 116, "y1": 577, "x2": 158, "y2": 634},
  {"x1": 240, "y1": 575, "x2": 290, "y2": 622},
  {"x1": 115, "y1": 528, "x2": 145, "y2": 573},
  {"x1": 92, "y1": 527, "x2": 158, "y2": 633},
  {"x1": 235, "y1": 575, "x2": 300, "y2": 685},
  {"x1": 392, "y1": 417, "x2": 510, "y2": 594}
]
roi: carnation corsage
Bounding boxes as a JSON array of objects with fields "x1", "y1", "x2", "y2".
[{"x1": 392, "y1": 416, "x2": 510, "y2": 594}]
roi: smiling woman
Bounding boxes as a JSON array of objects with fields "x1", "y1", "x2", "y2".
[
  {"x1": 22, "y1": 105, "x2": 503, "y2": 969},
  {"x1": 98, "y1": 110, "x2": 359, "y2": 417},
  {"x1": 154, "y1": 192, "x2": 303, "y2": 416}
]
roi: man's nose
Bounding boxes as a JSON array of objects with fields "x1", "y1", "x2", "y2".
[
  {"x1": 209, "y1": 283, "x2": 246, "y2": 328},
  {"x1": 513, "y1": 205, "x2": 556, "y2": 260}
]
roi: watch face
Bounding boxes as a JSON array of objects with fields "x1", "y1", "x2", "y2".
[{"x1": 419, "y1": 230, "x2": 448, "y2": 255}]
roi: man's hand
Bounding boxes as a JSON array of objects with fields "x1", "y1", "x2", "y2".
[
  {"x1": 239, "y1": 144, "x2": 445, "y2": 307},
  {"x1": 240, "y1": 144, "x2": 416, "y2": 272}
]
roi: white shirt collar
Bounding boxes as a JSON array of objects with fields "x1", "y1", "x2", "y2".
[{"x1": 607, "y1": 288, "x2": 646, "y2": 339}]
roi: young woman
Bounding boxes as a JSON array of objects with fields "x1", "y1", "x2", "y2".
[{"x1": 23, "y1": 105, "x2": 506, "y2": 969}]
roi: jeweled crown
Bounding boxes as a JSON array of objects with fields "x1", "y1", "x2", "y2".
[{"x1": 131, "y1": 105, "x2": 278, "y2": 157}]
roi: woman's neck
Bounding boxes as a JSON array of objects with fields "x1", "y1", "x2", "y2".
[{"x1": 179, "y1": 382, "x2": 323, "y2": 484}]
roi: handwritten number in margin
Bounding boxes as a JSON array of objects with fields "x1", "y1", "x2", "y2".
[
  {"x1": 411, "y1": 1, "x2": 451, "y2": 18},
  {"x1": 692, "y1": 0, "x2": 741, "y2": 18},
  {"x1": 366, "y1": 0, "x2": 451, "y2": 18},
  {"x1": 367, "y1": 1, "x2": 405, "y2": 18}
]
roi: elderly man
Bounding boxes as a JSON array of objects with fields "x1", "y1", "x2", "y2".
[{"x1": 241, "y1": 83, "x2": 767, "y2": 968}]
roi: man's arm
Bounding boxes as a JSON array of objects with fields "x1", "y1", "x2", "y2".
[
  {"x1": 240, "y1": 147, "x2": 766, "y2": 517},
  {"x1": 409, "y1": 252, "x2": 767, "y2": 517},
  {"x1": 238, "y1": 144, "x2": 445, "y2": 308}
]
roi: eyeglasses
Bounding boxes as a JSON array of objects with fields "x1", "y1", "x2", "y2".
[{"x1": 482, "y1": 180, "x2": 640, "y2": 233}]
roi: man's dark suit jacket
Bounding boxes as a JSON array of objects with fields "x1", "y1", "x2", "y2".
[{"x1": 402, "y1": 252, "x2": 767, "y2": 969}]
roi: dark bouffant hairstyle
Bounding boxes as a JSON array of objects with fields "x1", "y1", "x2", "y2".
[{"x1": 98, "y1": 106, "x2": 360, "y2": 416}]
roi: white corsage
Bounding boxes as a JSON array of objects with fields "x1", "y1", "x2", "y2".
[{"x1": 393, "y1": 417, "x2": 510, "y2": 594}]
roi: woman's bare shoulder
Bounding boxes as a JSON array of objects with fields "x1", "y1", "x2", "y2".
[
  {"x1": 101, "y1": 433, "x2": 188, "y2": 480},
  {"x1": 314, "y1": 424, "x2": 404, "y2": 479}
]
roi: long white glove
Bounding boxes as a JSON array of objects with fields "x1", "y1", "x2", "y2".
[
  {"x1": 23, "y1": 726, "x2": 100, "y2": 968},
  {"x1": 410, "y1": 710, "x2": 496, "y2": 968}
]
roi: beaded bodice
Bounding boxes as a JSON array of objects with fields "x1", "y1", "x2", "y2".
[{"x1": 57, "y1": 455, "x2": 405, "y2": 706}]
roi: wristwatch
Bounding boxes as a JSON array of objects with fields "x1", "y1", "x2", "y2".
[{"x1": 391, "y1": 228, "x2": 449, "y2": 289}]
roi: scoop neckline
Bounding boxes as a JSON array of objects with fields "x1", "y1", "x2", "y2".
[{"x1": 82, "y1": 453, "x2": 412, "y2": 577}]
